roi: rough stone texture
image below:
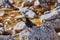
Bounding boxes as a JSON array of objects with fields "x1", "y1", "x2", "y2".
[
  {"x1": 45, "y1": 13, "x2": 60, "y2": 32},
  {"x1": 47, "y1": 19, "x2": 60, "y2": 28},
  {"x1": 28, "y1": 24, "x2": 60, "y2": 40},
  {"x1": 0, "y1": 35, "x2": 14, "y2": 40},
  {"x1": 46, "y1": 19, "x2": 60, "y2": 32}
]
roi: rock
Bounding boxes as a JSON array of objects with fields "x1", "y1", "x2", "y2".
[
  {"x1": 25, "y1": 10, "x2": 36, "y2": 18},
  {"x1": 28, "y1": 24, "x2": 60, "y2": 40},
  {"x1": 0, "y1": 0, "x2": 4, "y2": 6},
  {"x1": 58, "y1": 0, "x2": 60, "y2": 3},
  {"x1": 40, "y1": 7, "x2": 60, "y2": 32},
  {"x1": 41, "y1": 7, "x2": 60, "y2": 32},
  {"x1": 18, "y1": 7, "x2": 29, "y2": 14},
  {"x1": 3, "y1": 0, "x2": 14, "y2": 8},
  {"x1": 57, "y1": 32, "x2": 60, "y2": 36},
  {"x1": 40, "y1": 8, "x2": 58, "y2": 22},
  {"x1": 0, "y1": 22, "x2": 4, "y2": 34},
  {"x1": 15, "y1": 15, "x2": 25, "y2": 19},
  {"x1": 0, "y1": 11, "x2": 5, "y2": 17},
  {"x1": 13, "y1": 21, "x2": 26, "y2": 30},
  {"x1": 19, "y1": 29, "x2": 30, "y2": 40},
  {"x1": 9, "y1": 0, "x2": 13, "y2": 4},
  {"x1": 40, "y1": 6, "x2": 60, "y2": 22},
  {"x1": 34, "y1": 0, "x2": 40, "y2": 6},
  {"x1": 39, "y1": 0, "x2": 46, "y2": 4},
  {"x1": 0, "y1": 35, "x2": 14, "y2": 40},
  {"x1": 21, "y1": 0, "x2": 33, "y2": 7},
  {"x1": 47, "y1": 19, "x2": 60, "y2": 28},
  {"x1": 46, "y1": 19, "x2": 60, "y2": 32},
  {"x1": 26, "y1": 0, "x2": 33, "y2": 2},
  {"x1": 0, "y1": 0, "x2": 9, "y2": 6}
]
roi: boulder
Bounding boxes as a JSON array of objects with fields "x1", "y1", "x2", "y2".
[{"x1": 28, "y1": 24, "x2": 60, "y2": 40}]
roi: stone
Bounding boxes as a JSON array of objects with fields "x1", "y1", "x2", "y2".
[
  {"x1": 0, "y1": 11, "x2": 5, "y2": 17},
  {"x1": 34, "y1": 0, "x2": 40, "y2": 6},
  {"x1": 28, "y1": 24, "x2": 60, "y2": 40},
  {"x1": 0, "y1": 35, "x2": 14, "y2": 40},
  {"x1": 25, "y1": 10, "x2": 36, "y2": 18}
]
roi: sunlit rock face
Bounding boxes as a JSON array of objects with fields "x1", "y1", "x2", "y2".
[
  {"x1": 40, "y1": 6, "x2": 60, "y2": 32},
  {"x1": 25, "y1": 10, "x2": 36, "y2": 18},
  {"x1": 40, "y1": 6, "x2": 59, "y2": 22},
  {"x1": 9, "y1": 0, "x2": 13, "y2": 4},
  {"x1": 13, "y1": 21, "x2": 26, "y2": 30},
  {"x1": 0, "y1": 11, "x2": 5, "y2": 17},
  {"x1": 28, "y1": 24, "x2": 59, "y2": 40}
]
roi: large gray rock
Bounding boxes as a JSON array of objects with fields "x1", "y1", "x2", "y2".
[
  {"x1": 45, "y1": 13, "x2": 60, "y2": 32},
  {"x1": 47, "y1": 19, "x2": 60, "y2": 28},
  {"x1": 0, "y1": 35, "x2": 14, "y2": 40},
  {"x1": 46, "y1": 19, "x2": 60, "y2": 32},
  {"x1": 28, "y1": 24, "x2": 59, "y2": 40},
  {"x1": 42, "y1": 7, "x2": 60, "y2": 30}
]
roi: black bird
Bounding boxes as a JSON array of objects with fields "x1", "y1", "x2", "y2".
[{"x1": 25, "y1": 18, "x2": 35, "y2": 28}]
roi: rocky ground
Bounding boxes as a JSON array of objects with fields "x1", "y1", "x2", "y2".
[{"x1": 0, "y1": 0, "x2": 60, "y2": 40}]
